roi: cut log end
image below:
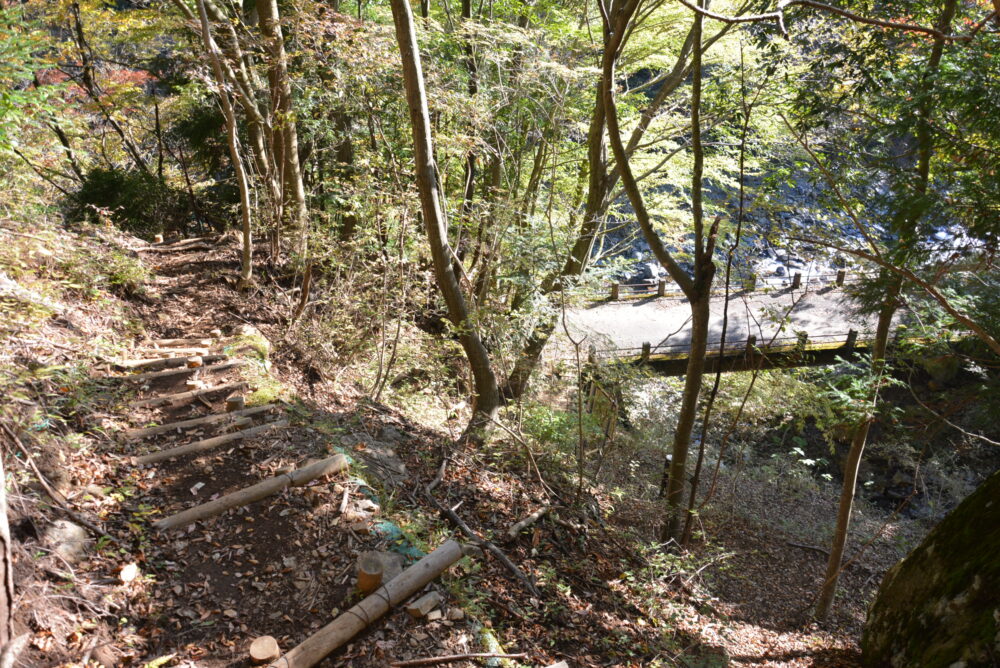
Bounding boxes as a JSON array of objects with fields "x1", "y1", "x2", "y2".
[
  {"x1": 225, "y1": 394, "x2": 246, "y2": 412},
  {"x1": 250, "y1": 636, "x2": 280, "y2": 665},
  {"x1": 187, "y1": 355, "x2": 204, "y2": 368},
  {"x1": 357, "y1": 552, "x2": 384, "y2": 595}
]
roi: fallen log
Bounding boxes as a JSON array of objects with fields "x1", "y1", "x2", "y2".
[
  {"x1": 130, "y1": 381, "x2": 248, "y2": 409},
  {"x1": 121, "y1": 359, "x2": 243, "y2": 383},
  {"x1": 266, "y1": 540, "x2": 469, "y2": 668},
  {"x1": 134, "y1": 347, "x2": 212, "y2": 358},
  {"x1": 145, "y1": 338, "x2": 214, "y2": 348},
  {"x1": 125, "y1": 403, "x2": 277, "y2": 440},
  {"x1": 506, "y1": 506, "x2": 550, "y2": 541},
  {"x1": 115, "y1": 353, "x2": 224, "y2": 371},
  {"x1": 153, "y1": 455, "x2": 348, "y2": 531},
  {"x1": 134, "y1": 419, "x2": 288, "y2": 465}
]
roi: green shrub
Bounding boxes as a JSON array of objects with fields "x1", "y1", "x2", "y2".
[{"x1": 71, "y1": 168, "x2": 185, "y2": 238}]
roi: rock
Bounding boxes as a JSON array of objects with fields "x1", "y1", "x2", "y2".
[
  {"x1": 919, "y1": 354, "x2": 961, "y2": 384},
  {"x1": 92, "y1": 644, "x2": 117, "y2": 668},
  {"x1": 861, "y1": 469, "x2": 1000, "y2": 667},
  {"x1": 774, "y1": 265, "x2": 787, "y2": 277},
  {"x1": 44, "y1": 520, "x2": 90, "y2": 563}
]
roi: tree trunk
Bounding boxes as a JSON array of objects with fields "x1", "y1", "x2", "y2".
[
  {"x1": 257, "y1": 0, "x2": 309, "y2": 256},
  {"x1": 390, "y1": 0, "x2": 500, "y2": 439},
  {"x1": 196, "y1": 0, "x2": 254, "y2": 288},
  {"x1": 0, "y1": 452, "x2": 13, "y2": 646},
  {"x1": 815, "y1": 286, "x2": 896, "y2": 619}
]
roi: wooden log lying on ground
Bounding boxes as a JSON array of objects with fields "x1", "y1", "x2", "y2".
[
  {"x1": 125, "y1": 403, "x2": 276, "y2": 440},
  {"x1": 266, "y1": 540, "x2": 468, "y2": 668},
  {"x1": 115, "y1": 353, "x2": 224, "y2": 371},
  {"x1": 506, "y1": 506, "x2": 550, "y2": 541},
  {"x1": 121, "y1": 359, "x2": 243, "y2": 383},
  {"x1": 153, "y1": 455, "x2": 348, "y2": 531},
  {"x1": 134, "y1": 347, "x2": 212, "y2": 357},
  {"x1": 130, "y1": 381, "x2": 248, "y2": 408},
  {"x1": 145, "y1": 338, "x2": 214, "y2": 348},
  {"x1": 135, "y1": 419, "x2": 288, "y2": 465}
]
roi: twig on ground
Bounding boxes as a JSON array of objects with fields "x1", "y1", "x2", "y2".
[
  {"x1": 390, "y1": 653, "x2": 529, "y2": 667},
  {"x1": 424, "y1": 452, "x2": 542, "y2": 598}
]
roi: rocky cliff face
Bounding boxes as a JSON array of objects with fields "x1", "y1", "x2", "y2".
[{"x1": 861, "y1": 469, "x2": 1000, "y2": 667}]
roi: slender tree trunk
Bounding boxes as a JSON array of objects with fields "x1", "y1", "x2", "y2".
[
  {"x1": 390, "y1": 0, "x2": 500, "y2": 439},
  {"x1": 815, "y1": 285, "x2": 896, "y2": 618},
  {"x1": 257, "y1": 0, "x2": 309, "y2": 256},
  {"x1": 0, "y1": 452, "x2": 12, "y2": 646},
  {"x1": 196, "y1": 0, "x2": 253, "y2": 288},
  {"x1": 816, "y1": 0, "x2": 956, "y2": 618}
]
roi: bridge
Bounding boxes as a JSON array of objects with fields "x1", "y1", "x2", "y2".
[{"x1": 560, "y1": 270, "x2": 895, "y2": 375}]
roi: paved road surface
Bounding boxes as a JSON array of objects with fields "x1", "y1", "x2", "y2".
[{"x1": 565, "y1": 284, "x2": 878, "y2": 354}]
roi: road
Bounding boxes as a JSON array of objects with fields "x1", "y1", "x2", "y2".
[{"x1": 565, "y1": 283, "x2": 879, "y2": 355}]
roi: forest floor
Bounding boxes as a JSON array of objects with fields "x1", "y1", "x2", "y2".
[{"x1": 3, "y1": 228, "x2": 992, "y2": 668}]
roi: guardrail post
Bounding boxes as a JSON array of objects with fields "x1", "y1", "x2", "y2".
[
  {"x1": 657, "y1": 280, "x2": 666, "y2": 297},
  {"x1": 745, "y1": 335, "x2": 757, "y2": 356},
  {"x1": 836, "y1": 269, "x2": 846, "y2": 286},
  {"x1": 641, "y1": 342, "x2": 651, "y2": 362},
  {"x1": 610, "y1": 283, "x2": 620, "y2": 300},
  {"x1": 846, "y1": 329, "x2": 858, "y2": 351},
  {"x1": 791, "y1": 272, "x2": 802, "y2": 289}
]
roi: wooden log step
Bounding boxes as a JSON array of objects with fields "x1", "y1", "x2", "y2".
[
  {"x1": 144, "y1": 338, "x2": 214, "y2": 348},
  {"x1": 266, "y1": 540, "x2": 468, "y2": 668},
  {"x1": 153, "y1": 455, "x2": 349, "y2": 531},
  {"x1": 115, "y1": 353, "x2": 225, "y2": 371},
  {"x1": 130, "y1": 381, "x2": 248, "y2": 409},
  {"x1": 134, "y1": 419, "x2": 288, "y2": 465},
  {"x1": 125, "y1": 403, "x2": 277, "y2": 440},
  {"x1": 134, "y1": 347, "x2": 212, "y2": 357},
  {"x1": 121, "y1": 359, "x2": 243, "y2": 383}
]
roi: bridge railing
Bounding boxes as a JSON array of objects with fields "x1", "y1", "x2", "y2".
[
  {"x1": 590, "y1": 331, "x2": 861, "y2": 360},
  {"x1": 598, "y1": 269, "x2": 879, "y2": 301}
]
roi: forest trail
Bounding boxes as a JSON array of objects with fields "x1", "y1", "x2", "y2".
[{"x1": 97, "y1": 238, "x2": 493, "y2": 667}]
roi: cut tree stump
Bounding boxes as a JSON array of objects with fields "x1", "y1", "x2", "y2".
[
  {"x1": 266, "y1": 540, "x2": 468, "y2": 668},
  {"x1": 250, "y1": 636, "x2": 280, "y2": 665},
  {"x1": 134, "y1": 419, "x2": 288, "y2": 465},
  {"x1": 130, "y1": 381, "x2": 248, "y2": 409},
  {"x1": 153, "y1": 455, "x2": 348, "y2": 531},
  {"x1": 115, "y1": 354, "x2": 224, "y2": 371},
  {"x1": 121, "y1": 359, "x2": 243, "y2": 383},
  {"x1": 404, "y1": 591, "x2": 441, "y2": 619},
  {"x1": 125, "y1": 403, "x2": 276, "y2": 440},
  {"x1": 186, "y1": 356, "x2": 204, "y2": 368},
  {"x1": 225, "y1": 394, "x2": 246, "y2": 412},
  {"x1": 356, "y1": 552, "x2": 384, "y2": 594}
]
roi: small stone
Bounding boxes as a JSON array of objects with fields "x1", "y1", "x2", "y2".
[
  {"x1": 426, "y1": 609, "x2": 443, "y2": 622},
  {"x1": 44, "y1": 520, "x2": 89, "y2": 563},
  {"x1": 446, "y1": 608, "x2": 465, "y2": 621}
]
